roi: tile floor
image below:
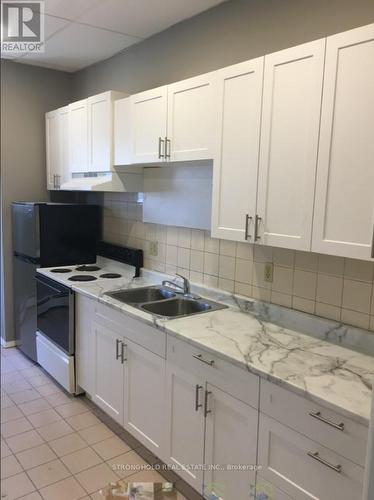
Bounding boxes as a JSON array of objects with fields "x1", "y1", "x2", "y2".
[{"x1": 1, "y1": 347, "x2": 198, "y2": 500}]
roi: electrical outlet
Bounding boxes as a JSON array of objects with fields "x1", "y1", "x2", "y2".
[
  {"x1": 264, "y1": 262, "x2": 273, "y2": 283},
  {"x1": 149, "y1": 241, "x2": 158, "y2": 257}
]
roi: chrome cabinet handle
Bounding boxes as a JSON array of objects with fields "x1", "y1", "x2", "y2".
[
  {"x1": 115, "y1": 339, "x2": 121, "y2": 360},
  {"x1": 158, "y1": 137, "x2": 165, "y2": 158},
  {"x1": 309, "y1": 411, "x2": 345, "y2": 431},
  {"x1": 121, "y1": 342, "x2": 127, "y2": 363},
  {"x1": 371, "y1": 223, "x2": 374, "y2": 258},
  {"x1": 307, "y1": 451, "x2": 342, "y2": 473},
  {"x1": 245, "y1": 214, "x2": 252, "y2": 240},
  {"x1": 165, "y1": 136, "x2": 171, "y2": 159},
  {"x1": 192, "y1": 354, "x2": 215, "y2": 367},
  {"x1": 53, "y1": 174, "x2": 56, "y2": 189},
  {"x1": 57, "y1": 175, "x2": 60, "y2": 189},
  {"x1": 254, "y1": 214, "x2": 262, "y2": 241},
  {"x1": 204, "y1": 390, "x2": 212, "y2": 417},
  {"x1": 195, "y1": 384, "x2": 203, "y2": 411}
]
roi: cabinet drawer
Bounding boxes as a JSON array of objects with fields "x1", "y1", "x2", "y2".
[
  {"x1": 258, "y1": 413, "x2": 364, "y2": 500},
  {"x1": 94, "y1": 302, "x2": 166, "y2": 358},
  {"x1": 167, "y1": 335, "x2": 259, "y2": 408},
  {"x1": 260, "y1": 380, "x2": 367, "y2": 466}
]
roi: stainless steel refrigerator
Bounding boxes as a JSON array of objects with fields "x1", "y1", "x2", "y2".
[{"x1": 12, "y1": 202, "x2": 101, "y2": 361}]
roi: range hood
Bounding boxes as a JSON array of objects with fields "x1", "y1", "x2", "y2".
[{"x1": 60, "y1": 170, "x2": 143, "y2": 192}]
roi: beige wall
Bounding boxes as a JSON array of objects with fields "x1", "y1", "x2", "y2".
[
  {"x1": 72, "y1": 0, "x2": 374, "y2": 98},
  {"x1": 0, "y1": 60, "x2": 72, "y2": 342}
]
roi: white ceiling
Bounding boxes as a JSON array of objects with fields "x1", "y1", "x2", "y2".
[{"x1": 1, "y1": 0, "x2": 226, "y2": 72}]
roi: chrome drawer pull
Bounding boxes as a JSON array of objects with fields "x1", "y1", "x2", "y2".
[
  {"x1": 204, "y1": 390, "x2": 212, "y2": 417},
  {"x1": 158, "y1": 137, "x2": 165, "y2": 158},
  {"x1": 195, "y1": 384, "x2": 203, "y2": 412},
  {"x1": 115, "y1": 339, "x2": 121, "y2": 360},
  {"x1": 121, "y1": 342, "x2": 127, "y2": 363},
  {"x1": 309, "y1": 411, "x2": 345, "y2": 431},
  {"x1": 192, "y1": 354, "x2": 215, "y2": 366},
  {"x1": 245, "y1": 214, "x2": 252, "y2": 240},
  {"x1": 254, "y1": 214, "x2": 262, "y2": 241},
  {"x1": 307, "y1": 451, "x2": 342, "y2": 473},
  {"x1": 165, "y1": 136, "x2": 171, "y2": 158}
]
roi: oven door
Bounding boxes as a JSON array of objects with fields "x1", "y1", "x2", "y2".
[{"x1": 36, "y1": 274, "x2": 74, "y2": 355}]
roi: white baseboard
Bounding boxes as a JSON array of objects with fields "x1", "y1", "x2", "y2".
[{"x1": 0, "y1": 338, "x2": 17, "y2": 348}]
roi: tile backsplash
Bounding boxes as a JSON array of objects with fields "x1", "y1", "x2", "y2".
[{"x1": 103, "y1": 193, "x2": 374, "y2": 332}]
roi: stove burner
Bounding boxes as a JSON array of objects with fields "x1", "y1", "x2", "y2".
[
  {"x1": 68, "y1": 275, "x2": 97, "y2": 282},
  {"x1": 100, "y1": 273, "x2": 122, "y2": 279},
  {"x1": 75, "y1": 265, "x2": 101, "y2": 272},
  {"x1": 50, "y1": 268, "x2": 72, "y2": 273}
]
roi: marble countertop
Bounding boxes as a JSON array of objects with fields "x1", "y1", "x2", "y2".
[{"x1": 37, "y1": 259, "x2": 374, "y2": 425}]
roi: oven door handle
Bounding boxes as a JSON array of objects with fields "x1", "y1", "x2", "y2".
[{"x1": 35, "y1": 275, "x2": 70, "y2": 296}]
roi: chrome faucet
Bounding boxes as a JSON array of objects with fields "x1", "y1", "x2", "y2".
[{"x1": 162, "y1": 273, "x2": 191, "y2": 295}]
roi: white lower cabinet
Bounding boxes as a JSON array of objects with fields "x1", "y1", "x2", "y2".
[
  {"x1": 204, "y1": 384, "x2": 258, "y2": 500},
  {"x1": 164, "y1": 358, "x2": 259, "y2": 498},
  {"x1": 123, "y1": 338, "x2": 165, "y2": 456},
  {"x1": 92, "y1": 321, "x2": 125, "y2": 425},
  {"x1": 76, "y1": 296, "x2": 365, "y2": 500},
  {"x1": 165, "y1": 362, "x2": 205, "y2": 491},
  {"x1": 258, "y1": 413, "x2": 364, "y2": 500}
]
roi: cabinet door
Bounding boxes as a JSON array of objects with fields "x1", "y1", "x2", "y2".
[
  {"x1": 114, "y1": 97, "x2": 132, "y2": 166},
  {"x1": 258, "y1": 413, "x2": 364, "y2": 500},
  {"x1": 204, "y1": 384, "x2": 258, "y2": 500},
  {"x1": 256, "y1": 40, "x2": 325, "y2": 250},
  {"x1": 123, "y1": 339, "x2": 165, "y2": 457},
  {"x1": 92, "y1": 321, "x2": 124, "y2": 424},
  {"x1": 69, "y1": 98, "x2": 88, "y2": 173},
  {"x1": 45, "y1": 110, "x2": 60, "y2": 190},
  {"x1": 75, "y1": 294, "x2": 94, "y2": 394},
  {"x1": 58, "y1": 106, "x2": 70, "y2": 186},
  {"x1": 165, "y1": 362, "x2": 205, "y2": 491},
  {"x1": 129, "y1": 86, "x2": 168, "y2": 164},
  {"x1": 312, "y1": 24, "x2": 374, "y2": 260},
  {"x1": 211, "y1": 59, "x2": 264, "y2": 241},
  {"x1": 87, "y1": 92, "x2": 112, "y2": 172},
  {"x1": 167, "y1": 73, "x2": 219, "y2": 161}
]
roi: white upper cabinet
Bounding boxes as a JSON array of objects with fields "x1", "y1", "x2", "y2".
[
  {"x1": 87, "y1": 91, "x2": 114, "y2": 172},
  {"x1": 69, "y1": 91, "x2": 127, "y2": 175},
  {"x1": 128, "y1": 86, "x2": 168, "y2": 164},
  {"x1": 115, "y1": 74, "x2": 218, "y2": 165},
  {"x1": 312, "y1": 24, "x2": 374, "y2": 260},
  {"x1": 256, "y1": 39, "x2": 325, "y2": 250},
  {"x1": 167, "y1": 72, "x2": 219, "y2": 161},
  {"x1": 45, "y1": 109, "x2": 60, "y2": 190},
  {"x1": 69, "y1": 98, "x2": 88, "y2": 174},
  {"x1": 211, "y1": 59, "x2": 264, "y2": 241},
  {"x1": 58, "y1": 106, "x2": 70, "y2": 186},
  {"x1": 46, "y1": 106, "x2": 70, "y2": 190},
  {"x1": 114, "y1": 97, "x2": 132, "y2": 166}
]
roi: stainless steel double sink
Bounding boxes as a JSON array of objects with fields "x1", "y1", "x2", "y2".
[{"x1": 105, "y1": 285, "x2": 227, "y2": 318}]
